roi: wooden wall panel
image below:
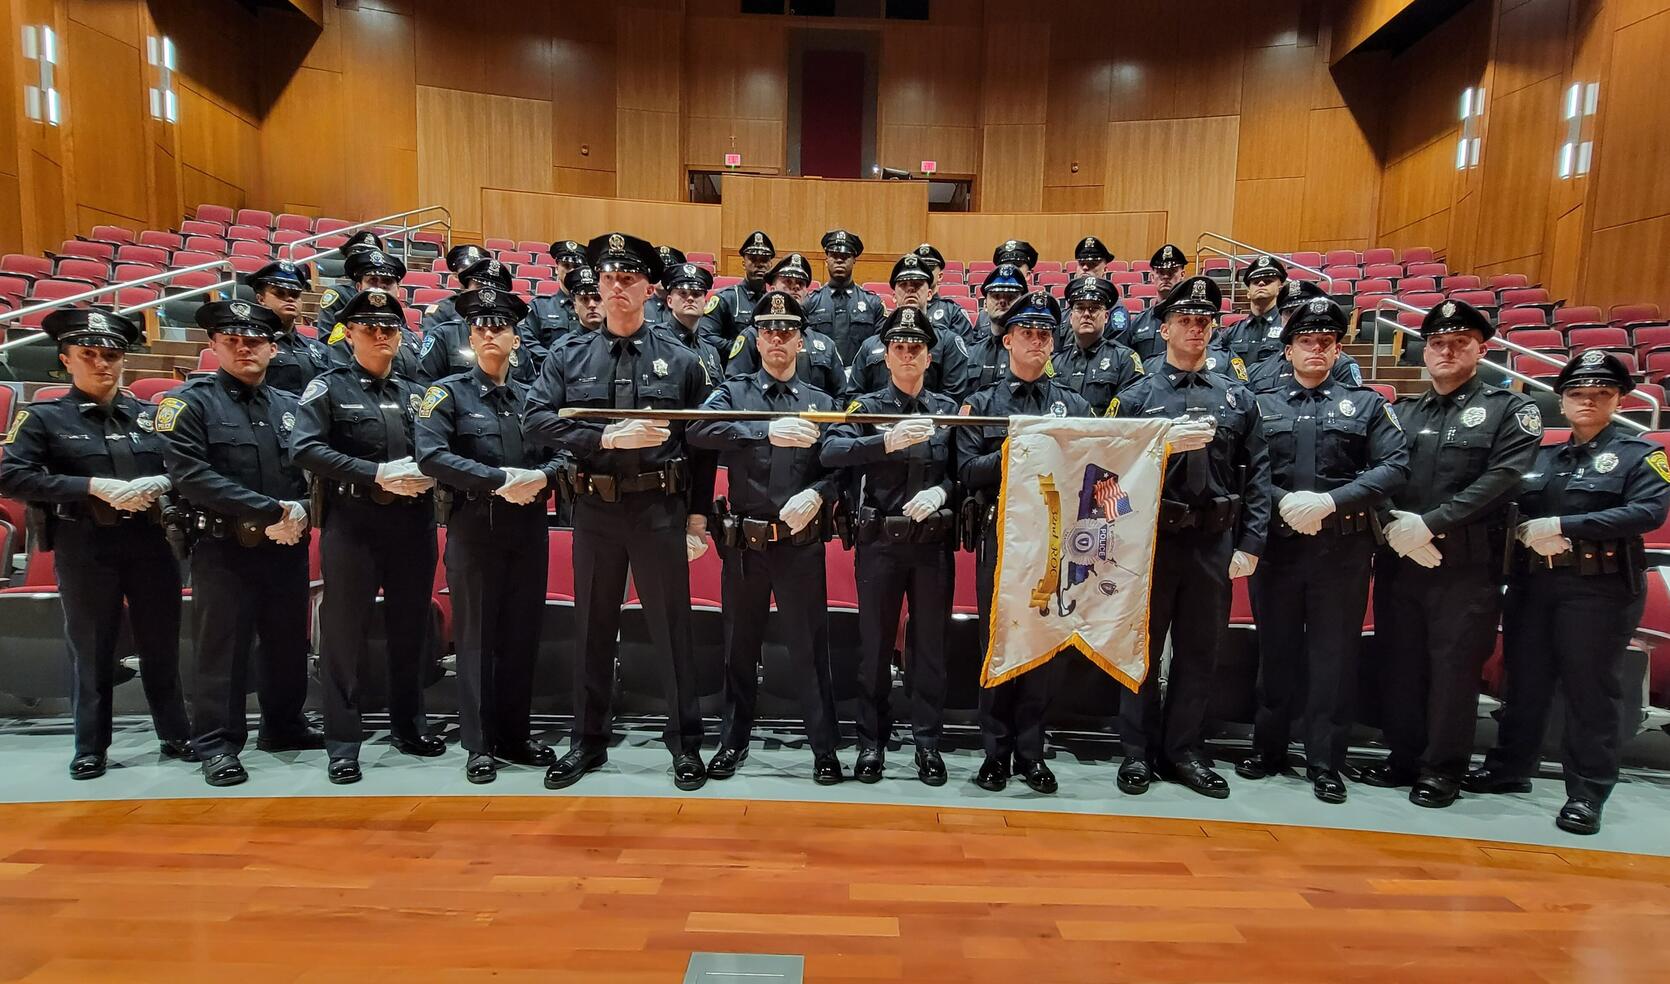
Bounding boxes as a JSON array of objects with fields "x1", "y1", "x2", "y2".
[
  {"x1": 1233, "y1": 176, "x2": 1306, "y2": 248},
  {"x1": 979, "y1": 125, "x2": 1046, "y2": 213},
  {"x1": 1331, "y1": 0, "x2": 1421, "y2": 62},
  {"x1": 413, "y1": 0, "x2": 554, "y2": 101},
  {"x1": 1588, "y1": 7, "x2": 1670, "y2": 232},
  {"x1": 719, "y1": 175, "x2": 929, "y2": 262},
  {"x1": 415, "y1": 86, "x2": 552, "y2": 239},
  {"x1": 63, "y1": 19, "x2": 147, "y2": 227},
  {"x1": 259, "y1": 68, "x2": 344, "y2": 215},
  {"x1": 1472, "y1": 74, "x2": 1563, "y2": 268},
  {"x1": 1236, "y1": 42, "x2": 1314, "y2": 181},
  {"x1": 1493, "y1": 0, "x2": 1574, "y2": 95},
  {"x1": 927, "y1": 211, "x2": 1170, "y2": 266},
  {"x1": 1104, "y1": 116, "x2": 1239, "y2": 250},
  {"x1": 479, "y1": 189, "x2": 720, "y2": 256},
  {"x1": 682, "y1": 16, "x2": 786, "y2": 171},
  {"x1": 1298, "y1": 107, "x2": 1379, "y2": 247},
  {"x1": 615, "y1": 4, "x2": 682, "y2": 201},
  {"x1": 877, "y1": 24, "x2": 981, "y2": 175}
]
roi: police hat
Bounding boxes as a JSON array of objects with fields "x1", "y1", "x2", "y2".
[
  {"x1": 42, "y1": 307, "x2": 141, "y2": 350},
  {"x1": 1241, "y1": 254, "x2": 1288, "y2": 285},
  {"x1": 445, "y1": 243, "x2": 488, "y2": 273},
  {"x1": 586, "y1": 232, "x2": 663, "y2": 282},
  {"x1": 1556, "y1": 348, "x2": 1635, "y2": 394},
  {"x1": 548, "y1": 239, "x2": 586, "y2": 265},
  {"x1": 1276, "y1": 278, "x2": 1327, "y2": 313},
  {"x1": 1420, "y1": 298, "x2": 1495, "y2": 341},
  {"x1": 981, "y1": 263, "x2": 1027, "y2": 297},
  {"x1": 564, "y1": 265, "x2": 601, "y2": 297},
  {"x1": 459, "y1": 256, "x2": 513, "y2": 291},
  {"x1": 337, "y1": 288, "x2": 406, "y2": 327},
  {"x1": 993, "y1": 239, "x2": 1038, "y2": 269},
  {"x1": 768, "y1": 252, "x2": 813, "y2": 284},
  {"x1": 751, "y1": 290, "x2": 803, "y2": 329},
  {"x1": 663, "y1": 262, "x2": 713, "y2": 293},
  {"x1": 343, "y1": 230, "x2": 385, "y2": 256},
  {"x1": 195, "y1": 299, "x2": 282, "y2": 339},
  {"x1": 739, "y1": 230, "x2": 776, "y2": 258},
  {"x1": 821, "y1": 229, "x2": 863, "y2": 257},
  {"x1": 1064, "y1": 275, "x2": 1117, "y2": 308},
  {"x1": 999, "y1": 290, "x2": 1062, "y2": 332},
  {"x1": 344, "y1": 248, "x2": 407, "y2": 283},
  {"x1": 656, "y1": 244, "x2": 686, "y2": 270},
  {"x1": 454, "y1": 286, "x2": 529, "y2": 328},
  {"x1": 879, "y1": 305, "x2": 936, "y2": 347},
  {"x1": 1157, "y1": 276, "x2": 1221, "y2": 319},
  {"x1": 890, "y1": 253, "x2": 934, "y2": 286},
  {"x1": 911, "y1": 243, "x2": 945, "y2": 271},
  {"x1": 1074, "y1": 236, "x2": 1114, "y2": 264},
  {"x1": 249, "y1": 260, "x2": 311, "y2": 293},
  {"x1": 1150, "y1": 243, "x2": 1186, "y2": 270},
  {"x1": 1279, "y1": 297, "x2": 1348, "y2": 344}
]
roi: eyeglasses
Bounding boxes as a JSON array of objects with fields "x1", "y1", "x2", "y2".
[{"x1": 353, "y1": 323, "x2": 403, "y2": 337}]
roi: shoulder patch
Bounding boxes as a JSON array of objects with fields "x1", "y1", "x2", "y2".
[
  {"x1": 845, "y1": 399, "x2": 862, "y2": 414},
  {"x1": 420, "y1": 335, "x2": 436, "y2": 358},
  {"x1": 1515, "y1": 404, "x2": 1542, "y2": 436},
  {"x1": 1131, "y1": 352, "x2": 1144, "y2": 374},
  {"x1": 418, "y1": 385, "x2": 448, "y2": 419},
  {"x1": 2, "y1": 409, "x2": 28, "y2": 445},
  {"x1": 319, "y1": 288, "x2": 338, "y2": 307},
  {"x1": 728, "y1": 334, "x2": 746, "y2": 360},
  {"x1": 1346, "y1": 361, "x2": 1363, "y2": 385},
  {"x1": 704, "y1": 295, "x2": 721, "y2": 315},
  {"x1": 1384, "y1": 404, "x2": 1402, "y2": 431},
  {"x1": 1043, "y1": 361, "x2": 1056, "y2": 378},
  {"x1": 153, "y1": 397, "x2": 186, "y2": 434},
  {"x1": 300, "y1": 377, "x2": 329, "y2": 406},
  {"x1": 1103, "y1": 397, "x2": 1120, "y2": 418},
  {"x1": 327, "y1": 324, "x2": 347, "y2": 345},
  {"x1": 1644, "y1": 448, "x2": 1670, "y2": 484},
  {"x1": 1230, "y1": 356, "x2": 1248, "y2": 382}
]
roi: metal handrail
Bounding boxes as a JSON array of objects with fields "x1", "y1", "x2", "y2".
[
  {"x1": 1194, "y1": 232, "x2": 1337, "y2": 308},
  {"x1": 279, "y1": 205, "x2": 453, "y2": 266}
]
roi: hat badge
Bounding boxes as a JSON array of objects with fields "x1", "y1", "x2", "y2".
[
  {"x1": 278, "y1": 261, "x2": 295, "y2": 273},
  {"x1": 608, "y1": 233, "x2": 625, "y2": 252},
  {"x1": 771, "y1": 294, "x2": 787, "y2": 315},
  {"x1": 368, "y1": 291, "x2": 387, "y2": 307},
  {"x1": 369, "y1": 250, "x2": 386, "y2": 264},
  {"x1": 1309, "y1": 298, "x2": 1328, "y2": 313},
  {"x1": 231, "y1": 301, "x2": 251, "y2": 319},
  {"x1": 1441, "y1": 301, "x2": 1457, "y2": 318},
  {"x1": 480, "y1": 288, "x2": 497, "y2": 304},
  {"x1": 1164, "y1": 246, "x2": 1177, "y2": 261},
  {"x1": 1034, "y1": 290, "x2": 1049, "y2": 304},
  {"x1": 900, "y1": 308, "x2": 917, "y2": 327},
  {"x1": 1192, "y1": 280, "x2": 1208, "y2": 298},
  {"x1": 683, "y1": 263, "x2": 697, "y2": 276},
  {"x1": 1004, "y1": 240, "x2": 1018, "y2": 251},
  {"x1": 903, "y1": 255, "x2": 919, "y2": 268},
  {"x1": 751, "y1": 232, "x2": 765, "y2": 247},
  {"x1": 1085, "y1": 237, "x2": 1097, "y2": 248},
  {"x1": 1582, "y1": 349, "x2": 1605, "y2": 366},
  {"x1": 790, "y1": 253, "x2": 803, "y2": 265},
  {"x1": 87, "y1": 311, "x2": 108, "y2": 330},
  {"x1": 658, "y1": 247, "x2": 673, "y2": 259}
]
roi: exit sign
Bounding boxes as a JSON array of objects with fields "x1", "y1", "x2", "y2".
[
  {"x1": 724, "y1": 153, "x2": 742, "y2": 168},
  {"x1": 920, "y1": 160, "x2": 937, "y2": 174}
]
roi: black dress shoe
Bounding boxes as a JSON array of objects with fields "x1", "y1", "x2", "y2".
[
  {"x1": 1117, "y1": 757, "x2": 1153, "y2": 795},
  {"x1": 466, "y1": 753, "x2": 497, "y2": 785},
  {"x1": 1172, "y1": 759, "x2": 1231, "y2": 799},
  {"x1": 160, "y1": 739, "x2": 197, "y2": 762},
  {"x1": 1309, "y1": 767, "x2": 1347, "y2": 804},
  {"x1": 1015, "y1": 758, "x2": 1058, "y2": 795},
  {"x1": 256, "y1": 726, "x2": 326, "y2": 753},
  {"x1": 673, "y1": 752, "x2": 708, "y2": 791},
  {"x1": 1355, "y1": 762, "x2": 1419, "y2": 788},
  {"x1": 327, "y1": 758, "x2": 361, "y2": 785},
  {"x1": 202, "y1": 753, "x2": 248, "y2": 788},
  {"x1": 1236, "y1": 754, "x2": 1286, "y2": 780},
  {"x1": 813, "y1": 755, "x2": 844, "y2": 786},
  {"x1": 1410, "y1": 776, "x2": 1459, "y2": 808},
  {"x1": 974, "y1": 756, "x2": 1010, "y2": 791},
  {"x1": 707, "y1": 747, "x2": 746, "y2": 780},
  {"x1": 915, "y1": 748, "x2": 947, "y2": 787},
  {"x1": 853, "y1": 749, "x2": 884, "y2": 784},
  {"x1": 544, "y1": 747, "x2": 607, "y2": 790},
  {"x1": 494, "y1": 739, "x2": 555, "y2": 767},
  {"x1": 69, "y1": 753, "x2": 106, "y2": 781},
  {"x1": 1463, "y1": 766, "x2": 1533, "y2": 794},
  {"x1": 1555, "y1": 798, "x2": 1602, "y2": 835},
  {"x1": 390, "y1": 733, "x2": 447, "y2": 758}
]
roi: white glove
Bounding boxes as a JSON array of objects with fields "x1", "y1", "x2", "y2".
[
  {"x1": 1528, "y1": 534, "x2": 1571, "y2": 558},
  {"x1": 1166, "y1": 417, "x2": 1216, "y2": 453},
  {"x1": 768, "y1": 416, "x2": 820, "y2": 448},
  {"x1": 779, "y1": 488, "x2": 823, "y2": 534},
  {"x1": 1516, "y1": 517, "x2": 1563, "y2": 545},
  {"x1": 264, "y1": 501, "x2": 308, "y2": 545},
  {"x1": 1279, "y1": 491, "x2": 1336, "y2": 535},
  {"x1": 1385, "y1": 510, "x2": 1435, "y2": 556},
  {"x1": 685, "y1": 532, "x2": 709, "y2": 561},
  {"x1": 883, "y1": 417, "x2": 935, "y2": 453},
  {"x1": 1229, "y1": 550, "x2": 1258, "y2": 579},
  {"x1": 902, "y1": 486, "x2": 949, "y2": 522},
  {"x1": 1406, "y1": 541, "x2": 1444, "y2": 568},
  {"x1": 375, "y1": 458, "x2": 435, "y2": 497},
  {"x1": 601, "y1": 418, "x2": 671, "y2": 450},
  {"x1": 112, "y1": 475, "x2": 171, "y2": 510},
  {"x1": 494, "y1": 466, "x2": 548, "y2": 505},
  {"x1": 88, "y1": 477, "x2": 146, "y2": 512}
]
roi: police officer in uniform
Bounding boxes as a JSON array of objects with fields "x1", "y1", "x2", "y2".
[
  {"x1": 1213, "y1": 255, "x2": 1288, "y2": 370},
  {"x1": 1465, "y1": 352, "x2": 1670, "y2": 834},
  {"x1": 956, "y1": 291, "x2": 1093, "y2": 794},
  {"x1": 848, "y1": 253, "x2": 972, "y2": 401},
  {"x1": 0, "y1": 309, "x2": 193, "y2": 779},
  {"x1": 523, "y1": 240, "x2": 588, "y2": 350},
  {"x1": 689, "y1": 291, "x2": 845, "y2": 784},
  {"x1": 1118, "y1": 243, "x2": 1189, "y2": 361},
  {"x1": 525, "y1": 232, "x2": 713, "y2": 792},
  {"x1": 1363, "y1": 299, "x2": 1542, "y2": 807},
  {"x1": 291, "y1": 288, "x2": 445, "y2": 784},
  {"x1": 1050, "y1": 275, "x2": 1144, "y2": 415},
  {"x1": 909, "y1": 243, "x2": 978, "y2": 345},
  {"x1": 326, "y1": 249, "x2": 422, "y2": 381},
  {"x1": 657, "y1": 262, "x2": 724, "y2": 385},
  {"x1": 992, "y1": 239, "x2": 1039, "y2": 280},
  {"x1": 248, "y1": 260, "x2": 333, "y2": 395},
  {"x1": 696, "y1": 229, "x2": 775, "y2": 350},
  {"x1": 965, "y1": 264, "x2": 1027, "y2": 392},
  {"x1": 418, "y1": 244, "x2": 491, "y2": 336},
  {"x1": 804, "y1": 229, "x2": 884, "y2": 363},
  {"x1": 1236, "y1": 299, "x2": 1408, "y2": 804},
  {"x1": 725, "y1": 253, "x2": 846, "y2": 397},
  {"x1": 644, "y1": 244, "x2": 685, "y2": 328},
  {"x1": 156, "y1": 300, "x2": 324, "y2": 786},
  {"x1": 312, "y1": 230, "x2": 386, "y2": 332},
  {"x1": 1112, "y1": 276, "x2": 1272, "y2": 799},
  {"x1": 418, "y1": 257, "x2": 535, "y2": 386},
  {"x1": 416, "y1": 287, "x2": 562, "y2": 784},
  {"x1": 1074, "y1": 236, "x2": 1115, "y2": 279},
  {"x1": 567, "y1": 265, "x2": 606, "y2": 334},
  {"x1": 1245, "y1": 280, "x2": 1364, "y2": 394},
  {"x1": 822, "y1": 306, "x2": 958, "y2": 787}
]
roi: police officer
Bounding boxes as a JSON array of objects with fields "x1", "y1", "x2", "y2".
[
  {"x1": 291, "y1": 288, "x2": 444, "y2": 785},
  {"x1": 524, "y1": 232, "x2": 713, "y2": 792},
  {"x1": 657, "y1": 262, "x2": 724, "y2": 385},
  {"x1": 416, "y1": 288, "x2": 562, "y2": 784},
  {"x1": 1245, "y1": 279, "x2": 1364, "y2": 393},
  {"x1": 1236, "y1": 298, "x2": 1408, "y2": 804},
  {"x1": 689, "y1": 291, "x2": 845, "y2": 785},
  {"x1": 248, "y1": 260, "x2": 333, "y2": 395},
  {"x1": 419, "y1": 243, "x2": 492, "y2": 335},
  {"x1": 326, "y1": 248, "x2": 423, "y2": 382},
  {"x1": 697, "y1": 229, "x2": 775, "y2": 350},
  {"x1": 1213, "y1": 255, "x2": 1288, "y2": 369},
  {"x1": 523, "y1": 239, "x2": 588, "y2": 349},
  {"x1": 1363, "y1": 299, "x2": 1542, "y2": 807},
  {"x1": 0, "y1": 308, "x2": 192, "y2": 778},
  {"x1": 156, "y1": 300, "x2": 323, "y2": 786},
  {"x1": 1119, "y1": 243, "x2": 1189, "y2": 361},
  {"x1": 992, "y1": 239, "x2": 1039, "y2": 280},
  {"x1": 1050, "y1": 275, "x2": 1144, "y2": 415},
  {"x1": 822, "y1": 306, "x2": 958, "y2": 787},
  {"x1": 725, "y1": 253, "x2": 846, "y2": 397},
  {"x1": 418, "y1": 257, "x2": 535, "y2": 386},
  {"x1": 313, "y1": 230, "x2": 386, "y2": 332},
  {"x1": 1465, "y1": 351, "x2": 1670, "y2": 835},
  {"x1": 848, "y1": 253, "x2": 972, "y2": 401},
  {"x1": 804, "y1": 229, "x2": 884, "y2": 363},
  {"x1": 1112, "y1": 276, "x2": 1272, "y2": 799},
  {"x1": 567, "y1": 265, "x2": 606, "y2": 334},
  {"x1": 909, "y1": 243, "x2": 978, "y2": 345},
  {"x1": 1074, "y1": 236, "x2": 1115, "y2": 279},
  {"x1": 955, "y1": 291, "x2": 1093, "y2": 794},
  {"x1": 644, "y1": 244, "x2": 685, "y2": 327},
  {"x1": 965, "y1": 264, "x2": 1027, "y2": 392}
]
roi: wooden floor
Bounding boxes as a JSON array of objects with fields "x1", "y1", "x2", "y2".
[{"x1": 1, "y1": 796, "x2": 1668, "y2": 983}]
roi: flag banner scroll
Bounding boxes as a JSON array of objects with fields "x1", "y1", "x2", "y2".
[{"x1": 983, "y1": 416, "x2": 1171, "y2": 692}]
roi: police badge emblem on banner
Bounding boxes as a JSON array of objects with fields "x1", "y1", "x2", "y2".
[{"x1": 984, "y1": 416, "x2": 1170, "y2": 691}]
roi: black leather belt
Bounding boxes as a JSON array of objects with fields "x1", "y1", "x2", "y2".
[
  {"x1": 331, "y1": 482, "x2": 430, "y2": 506},
  {"x1": 739, "y1": 516, "x2": 822, "y2": 549},
  {"x1": 573, "y1": 464, "x2": 685, "y2": 503},
  {"x1": 856, "y1": 506, "x2": 953, "y2": 545},
  {"x1": 1158, "y1": 495, "x2": 1241, "y2": 534}
]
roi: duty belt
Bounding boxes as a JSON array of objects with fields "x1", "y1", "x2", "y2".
[
  {"x1": 187, "y1": 509, "x2": 265, "y2": 548},
  {"x1": 1514, "y1": 537, "x2": 1638, "y2": 576},
  {"x1": 1277, "y1": 507, "x2": 1372, "y2": 537},
  {"x1": 54, "y1": 500, "x2": 160, "y2": 527},
  {"x1": 1158, "y1": 495, "x2": 1241, "y2": 535},
  {"x1": 856, "y1": 506, "x2": 954, "y2": 545},
  {"x1": 330, "y1": 481, "x2": 431, "y2": 506},
  {"x1": 733, "y1": 516, "x2": 822, "y2": 550},
  {"x1": 572, "y1": 461, "x2": 686, "y2": 503}
]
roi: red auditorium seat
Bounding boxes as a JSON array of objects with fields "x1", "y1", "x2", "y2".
[
  {"x1": 179, "y1": 219, "x2": 225, "y2": 237},
  {"x1": 1511, "y1": 354, "x2": 1562, "y2": 379},
  {"x1": 1035, "y1": 272, "x2": 1068, "y2": 287},
  {"x1": 1623, "y1": 384, "x2": 1666, "y2": 422},
  {"x1": 57, "y1": 240, "x2": 115, "y2": 262},
  {"x1": 514, "y1": 240, "x2": 545, "y2": 255},
  {"x1": 1353, "y1": 293, "x2": 1391, "y2": 312},
  {"x1": 116, "y1": 245, "x2": 169, "y2": 266},
  {"x1": 1121, "y1": 297, "x2": 1145, "y2": 313},
  {"x1": 1442, "y1": 274, "x2": 1482, "y2": 292},
  {"x1": 1366, "y1": 383, "x2": 1398, "y2": 402},
  {"x1": 1322, "y1": 264, "x2": 1360, "y2": 281},
  {"x1": 1105, "y1": 260, "x2": 1129, "y2": 273},
  {"x1": 196, "y1": 349, "x2": 221, "y2": 373},
  {"x1": 715, "y1": 276, "x2": 743, "y2": 290},
  {"x1": 1110, "y1": 272, "x2": 1144, "y2": 290},
  {"x1": 1503, "y1": 328, "x2": 1564, "y2": 349},
  {"x1": 1289, "y1": 251, "x2": 1323, "y2": 268},
  {"x1": 138, "y1": 230, "x2": 182, "y2": 251},
  {"x1": 0, "y1": 275, "x2": 24, "y2": 302},
  {"x1": 1449, "y1": 289, "x2": 1498, "y2": 310},
  {"x1": 1568, "y1": 326, "x2": 1630, "y2": 352},
  {"x1": 1033, "y1": 260, "x2": 1062, "y2": 275},
  {"x1": 1554, "y1": 305, "x2": 1604, "y2": 326},
  {"x1": 1487, "y1": 274, "x2": 1530, "y2": 291},
  {"x1": 184, "y1": 235, "x2": 227, "y2": 254},
  {"x1": 28, "y1": 280, "x2": 89, "y2": 304},
  {"x1": 953, "y1": 296, "x2": 979, "y2": 317},
  {"x1": 195, "y1": 204, "x2": 234, "y2": 225},
  {"x1": 1362, "y1": 263, "x2": 1402, "y2": 280},
  {"x1": 128, "y1": 378, "x2": 182, "y2": 402},
  {"x1": 1400, "y1": 247, "x2": 1435, "y2": 263},
  {"x1": 535, "y1": 280, "x2": 561, "y2": 297},
  {"x1": 228, "y1": 255, "x2": 267, "y2": 275},
  {"x1": 2, "y1": 254, "x2": 53, "y2": 280},
  {"x1": 1323, "y1": 249, "x2": 1359, "y2": 267},
  {"x1": 686, "y1": 251, "x2": 715, "y2": 265},
  {"x1": 1399, "y1": 291, "x2": 1445, "y2": 309},
  {"x1": 1497, "y1": 308, "x2": 1548, "y2": 329},
  {"x1": 88, "y1": 225, "x2": 134, "y2": 244},
  {"x1": 1221, "y1": 313, "x2": 1246, "y2": 328},
  {"x1": 54, "y1": 259, "x2": 108, "y2": 285},
  {"x1": 33, "y1": 386, "x2": 69, "y2": 400},
  {"x1": 1130, "y1": 259, "x2": 1152, "y2": 272},
  {"x1": 1396, "y1": 276, "x2": 1437, "y2": 294},
  {"x1": 270, "y1": 229, "x2": 307, "y2": 247},
  {"x1": 1500, "y1": 287, "x2": 1550, "y2": 307},
  {"x1": 275, "y1": 214, "x2": 313, "y2": 233},
  {"x1": 1355, "y1": 277, "x2": 1392, "y2": 295},
  {"x1": 114, "y1": 286, "x2": 159, "y2": 308},
  {"x1": 1405, "y1": 261, "x2": 1448, "y2": 279},
  {"x1": 230, "y1": 240, "x2": 272, "y2": 259},
  {"x1": 969, "y1": 261, "x2": 996, "y2": 276},
  {"x1": 1632, "y1": 326, "x2": 1670, "y2": 355},
  {"x1": 1362, "y1": 248, "x2": 1396, "y2": 265},
  {"x1": 484, "y1": 238, "x2": 515, "y2": 252},
  {"x1": 168, "y1": 251, "x2": 218, "y2": 271},
  {"x1": 235, "y1": 209, "x2": 274, "y2": 229},
  {"x1": 942, "y1": 260, "x2": 966, "y2": 276},
  {"x1": 314, "y1": 218, "x2": 352, "y2": 235},
  {"x1": 1612, "y1": 303, "x2": 1662, "y2": 323}
]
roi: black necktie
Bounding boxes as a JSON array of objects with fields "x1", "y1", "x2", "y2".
[
  {"x1": 1294, "y1": 389, "x2": 1322, "y2": 492},
  {"x1": 1179, "y1": 376, "x2": 1212, "y2": 496},
  {"x1": 97, "y1": 404, "x2": 141, "y2": 479},
  {"x1": 373, "y1": 379, "x2": 410, "y2": 461},
  {"x1": 611, "y1": 338, "x2": 638, "y2": 409},
  {"x1": 833, "y1": 289, "x2": 852, "y2": 353},
  {"x1": 493, "y1": 387, "x2": 524, "y2": 467},
  {"x1": 767, "y1": 382, "x2": 795, "y2": 505}
]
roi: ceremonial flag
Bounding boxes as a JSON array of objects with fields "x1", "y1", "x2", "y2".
[{"x1": 983, "y1": 416, "x2": 1171, "y2": 691}]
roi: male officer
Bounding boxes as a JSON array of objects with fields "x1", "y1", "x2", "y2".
[
  {"x1": 157, "y1": 300, "x2": 323, "y2": 786},
  {"x1": 1074, "y1": 236, "x2": 1115, "y2": 278},
  {"x1": 568, "y1": 266, "x2": 606, "y2": 333},
  {"x1": 248, "y1": 260, "x2": 333, "y2": 395},
  {"x1": 524, "y1": 239, "x2": 587, "y2": 347},
  {"x1": 1213, "y1": 255, "x2": 1289, "y2": 370},
  {"x1": 965, "y1": 264, "x2": 1027, "y2": 392},
  {"x1": 804, "y1": 229, "x2": 884, "y2": 363},
  {"x1": 1245, "y1": 280, "x2": 1363, "y2": 393},
  {"x1": 847, "y1": 253, "x2": 971, "y2": 401},
  {"x1": 291, "y1": 288, "x2": 444, "y2": 785},
  {"x1": 992, "y1": 239, "x2": 1039, "y2": 279},
  {"x1": 657, "y1": 262, "x2": 724, "y2": 384},
  {"x1": 1236, "y1": 298, "x2": 1408, "y2": 804},
  {"x1": 822, "y1": 306, "x2": 958, "y2": 787},
  {"x1": 689, "y1": 291, "x2": 845, "y2": 784},
  {"x1": 418, "y1": 243, "x2": 491, "y2": 335},
  {"x1": 525, "y1": 232, "x2": 713, "y2": 792},
  {"x1": 956, "y1": 291, "x2": 1093, "y2": 794},
  {"x1": 0, "y1": 309, "x2": 192, "y2": 779},
  {"x1": 1119, "y1": 243, "x2": 1189, "y2": 361},
  {"x1": 418, "y1": 257, "x2": 534, "y2": 386},
  {"x1": 909, "y1": 243, "x2": 978, "y2": 345},
  {"x1": 725, "y1": 253, "x2": 846, "y2": 397},
  {"x1": 1050, "y1": 275, "x2": 1144, "y2": 415},
  {"x1": 326, "y1": 248, "x2": 422, "y2": 381},
  {"x1": 696, "y1": 229, "x2": 775, "y2": 350},
  {"x1": 1113, "y1": 276, "x2": 1271, "y2": 799},
  {"x1": 312, "y1": 230, "x2": 386, "y2": 332},
  {"x1": 416, "y1": 287, "x2": 562, "y2": 784},
  {"x1": 645, "y1": 244, "x2": 685, "y2": 327},
  {"x1": 1363, "y1": 299, "x2": 1541, "y2": 808}
]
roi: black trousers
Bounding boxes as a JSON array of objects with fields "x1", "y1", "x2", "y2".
[
  {"x1": 1247, "y1": 530, "x2": 1373, "y2": 770},
  {"x1": 53, "y1": 520, "x2": 190, "y2": 756},
  {"x1": 1486, "y1": 570, "x2": 1643, "y2": 804},
  {"x1": 976, "y1": 525, "x2": 1051, "y2": 763},
  {"x1": 189, "y1": 535, "x2": 312, "y2": 759},
  {"x1": 569, "y1": 494, "x2": 703, "y2": 755},
  {"x1": 445, "y1": 502, "x2": 547, "y2": 755},
  {"x1": 855, "y1": 541, "x2": 952, "y2": 752},
  {"x1": 1120, "y1": 529, "x2": 1234, "y2": 766},
  {"x1": 717, "y1": 539, "x2": 838, "y2": 756},
  {"x1": 1372, "y1": 552, "x2": 1503, "y2": 780},
  {"x1": 318, "y1": 500, "x2": 436, "y2": 759}
]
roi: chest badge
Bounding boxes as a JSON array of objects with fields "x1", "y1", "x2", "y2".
[
  {"x1": 1265, "y1": 324, "x2": 1282, "y2": 339},
  {"x1": 1099, "y1": 357, "x2": 1110, "y2": 370},
  {"x1": 1225, "y1": 389, "x2": 1238, "y2": 409},
  {"x1": 1050, "y1": 401, "x2": 1067, "y2": 418},
  {"x1": 136, "y1": 411, "x2": 154, "y2": 432},
  {"x1": 1594, "y1": 451, "x2": 1619, "y2": 473},
  {"x1": 408, "y1": 393, "x2": 423, "y2": 415},
  {"x1": 652, "y1": 357, "x2": 669, "y2": 377},
  {"x1": 857, "y1": 301, "x2": 867, "y2": 312},
  {"x1": 1460, "y1": 405, "x2": 1487, "y2": 428},
  {"x1": 932, "y1": 309, "x2": 943, "y2": 320},
  {"x1": 281, "y1": 411, "x2": 296, "y2": 433},
  {"x1": 1338, "y1": 399, "x2": 1356, "y2": 417}
]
